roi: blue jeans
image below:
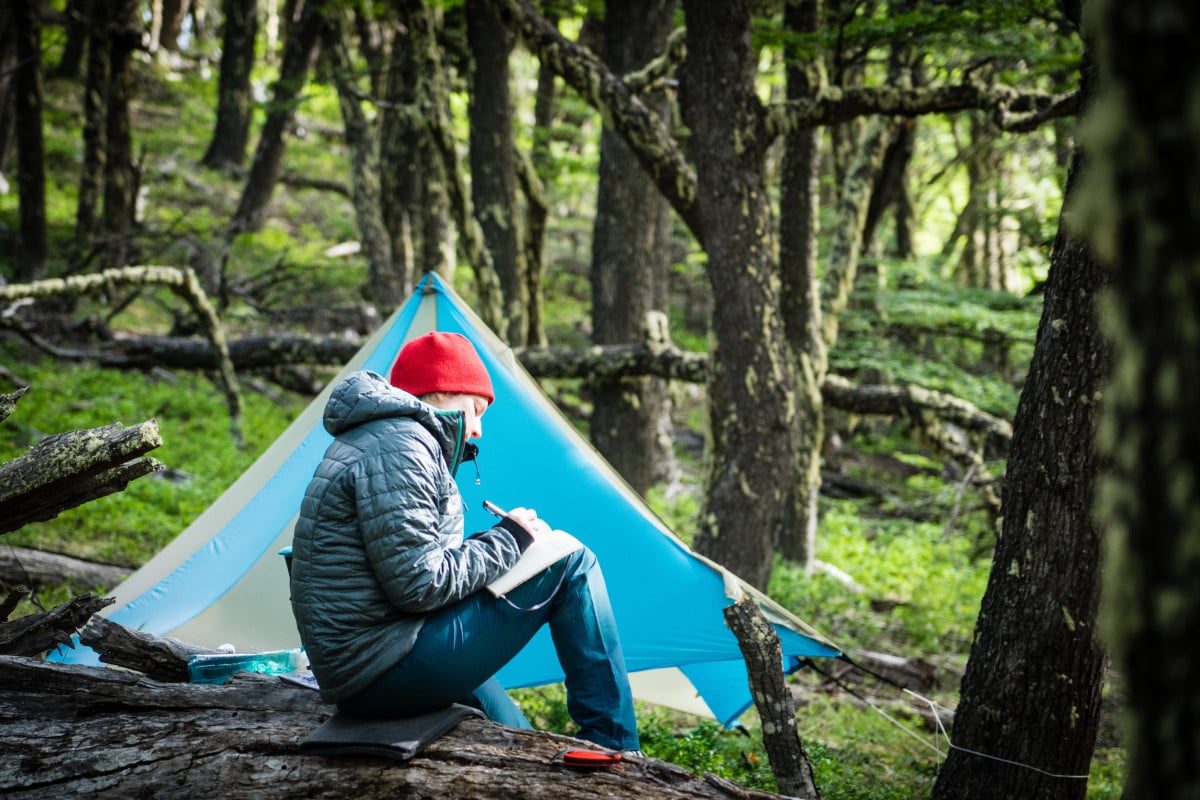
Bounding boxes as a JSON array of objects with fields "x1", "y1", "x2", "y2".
[{"x1": 338, "y1": 547, "x2": 640, "y2": 751}]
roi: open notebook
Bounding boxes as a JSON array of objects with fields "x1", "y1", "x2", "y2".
[{"x1": 486, "y1": 528, "x2": 583, "y2": 596}]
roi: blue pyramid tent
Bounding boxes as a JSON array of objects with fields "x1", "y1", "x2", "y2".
[{"x1": 55, "y1": 272, "x2": 839, "y2": 724}]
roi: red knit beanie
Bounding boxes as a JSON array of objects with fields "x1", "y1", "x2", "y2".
[{"x1": 388, "y1": 332, "x2": 495, "y2": 405}]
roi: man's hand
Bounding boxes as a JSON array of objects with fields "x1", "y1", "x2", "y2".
[{"x1": 507, "y1": 506, "x2": 551, "y2": 539}]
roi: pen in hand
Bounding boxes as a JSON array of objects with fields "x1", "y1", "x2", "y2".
[{"x1": 484, "y1": 500, "x2": 547, "y2": 539}]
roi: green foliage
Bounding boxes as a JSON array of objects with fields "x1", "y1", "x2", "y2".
[
  {"x1": 0, "y1": 352, "x2": 304, "y2": 568},
  {"x1": 832, "y1": 271, "x2": 1042, "y2": 417},
  {"x1": 639, "y1": 713, "x2": 778, "y2": 792},
  {"x1": 510, "y1": 684, "x2": 577, "y2": 735},
  {"x1": 646, "y1": 483, "x2": 702, "y2": 547},
  {"x1": 1087, "y1": 748, "x2": 1127, "y2": 800},
  {"x1": 801, "y1": 702, "x2": 939, "y2": 800},
  {"x1": 770, "y1": 504, "x2": 990, "y2": 657},
  {"x1": 513, "y1": 684, "x2": 779, "y2": 791}
]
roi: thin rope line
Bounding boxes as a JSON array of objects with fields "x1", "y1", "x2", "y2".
[
  {"x1": 803, "y1": 658, "x2": 941, "y2": 758},
  {"x1": 904, "y1": 689, "x2": 1089, "y2": 781}
]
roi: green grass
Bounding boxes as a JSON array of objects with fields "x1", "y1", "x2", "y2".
[{"x1": 0, "y1": 350, "x2": 305, "y2": 570}]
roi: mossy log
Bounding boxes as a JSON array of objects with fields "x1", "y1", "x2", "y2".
[
  {"x1": 0, "y1": 266, "x2": 243, "y2": 440},
  {"x1": 0, "y1": 419, "x2": 165, "y2": 535},
  {"x1": 85, "y1": 333, "x2": 1011, "y2": 445},
  {"x1": 0, "y1": 387, "x2": 29, "y2": 424}
]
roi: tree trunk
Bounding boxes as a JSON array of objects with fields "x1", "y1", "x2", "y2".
[
  {"x1": 201, "y1": 0, "x2": 259, "y2": 169},
  {"x1": 1086, "y1": 1, "x2": 1200, "y2": 797},
  {"x1": 74, "y1": 0, "x2": 110, "y2": 250},
  {"x1": 0, "y1": 5, "x2": 16, "y2": 183},
  {"x1": 0, "y1": 546, "x2": 129, "y2": 592},
  {"x1": 12, "y1": 0, "x2": 48, "y2": 282},
  {"x1": 324, "y1": 7, "x2": 402, "y2": 314},
  {"x1": 861, "y1": 118, "x2": 917, "y2": 259},
  {"x1": 54, "y1": 0, "x2": 91, "y2": 79},
  {"x1": 232, "y1": 0, "x2": 324, "y2": 234},
  {"x1": 412, "y1": 7, "x2": 504, "y2": 330},
  {"x1": 378, "y1": 2, "x2": 423, "y2": 298},
  {"x1": 0, "y1": 387, "x2": 165, "y2": 536},
  {"x1": 777, "y1": 0, "x2": 826, "y2": 567},
  {"x1": 467, "y1": 0, "x2": 527, "y2": 345},
  {"x1": 818, "y1": 115, "x2": 892, "y2": 350},
  {"x1": 930, "y1": 57, "x2": 1106, "y2": 800},
  {"x1": 101, "y1": 0, "x2": 139, "y2": 269},
  {"x1": 157, "y1": 0, "x2": 192, "y2": 52},
  {"x1": 725, "y1": 594, "x2": 820, "y2": 799},
  {"x1": 682, "y1": 0, "x2": 799, "y2": 591},
  {"x1": 523, "y1": 29, "x2": 557, "y2": 348},
  {"x1": 588, "y1": 0, "x2": 678, "y2": 498},
  {"x1": 954, "y1": 112, "x2": 1006, "y2": 290},
  {"x1": 860, "y1": 18, "x2": 922, "y2": 262}
]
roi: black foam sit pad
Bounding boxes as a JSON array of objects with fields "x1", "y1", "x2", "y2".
[{"x1": 300, "y1": 703, "x2": 484, "y2": 762}]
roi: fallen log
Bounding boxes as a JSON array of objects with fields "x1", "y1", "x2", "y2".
[
  {"x1": 0, "y1": 387, "x2": 29, "y2": 423},
  {"x1": 83, "y1": 333, "x2": 1011, "y2": 448},
  {"x1": 0, "y1": 266, "x2": 244, "y2": 440},
  {"x1": 0, "y1": 419, "x2": 165, "y2": 535},
  {"x1": 0, "y1": 654, "x2": 787, "y2": 799},
  {"x1": 0, "y1": 593, "x2": 113, "y2": 656},
  {"x1": 0, "y1": 545, "x2": 130, "y2": 592},
  {"x1": 78, "y1": 614, "x2": 220, "y2": 682}
]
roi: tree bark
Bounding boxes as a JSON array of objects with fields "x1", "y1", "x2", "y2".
[
  {"x1": 157, "y1": 0, "x2": 191, "y2": 52},
  {"x1": 75, "y1": 0, "x2": 110, "y2": 249},
  {"x1": 101, "y1": 0, "x2": 139, "y2": 268},
  {"x1": 0, "y1": 596, "x2": 113, "y2": 656},
  {"x1": 324, "y1": 6, "x2": 402, "y2": 314},
  {"x1": 778, "y1": 0, "x2": 827, "y2": 567},
  {"x1": 1085, "y1": 1, "x2": 1200, "y2": 797},
  {"x1": 378, "y1": 0, "x2": 423, "y2": 297},
  {"x1": 12, "y1": 0, "x2": 48, "y2": 282},
  {"x1": 232, "y1": 0, "x2": 324, "y2": 234},
  {"x1": 681, "y1": 0, "x2": 801, "y2": 590},
  {"x1": 201, "y1": 0, "x2": 259, "y2": 169},
  {"x1": 468, "y1": 0, "x2": 528, "y2": 345},
  {"x1": 522, "y1": 24, "x2": 557, "y2": 348},
  {"x1": 725, "y1": 593, "x2": 820, "y2": 799},
  {"x1": 0, "y1": 653, "x2": 790, "y2": 799},
  {"x1": 399, "y1": 0, "x2": 504, "y2": 329},
  {"x1": 0, "y1": 4, "x2": 16, "y2": 183},
  {"x1": 930, "y1": 53, "x2": 1106, "y2": 800},
  {"x1": 589, "y1": 0, "x2": 678, "y2": 498},
  {"x1": 0, "y1": 387, "x2": 27, "y2": 424},
  {"x1": 0, "y1": 267, "x2": 244, "y2": 437},
  {"x1": 486, "y1": 0, "x2": 702, "y2": 242},
  {"x1": 55, "y1": 0, "x2": 91, "y2": 79},
  {"x1": 819, "y1": 115, "x2": 893, "y2": 352},
  {"x1": 954, "y1": 112, "x2": 1007, "y2": 290}
]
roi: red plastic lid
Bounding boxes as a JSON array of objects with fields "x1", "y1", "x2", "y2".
[{"x1": 561, "y1": 749, "x2": 622, "y2": 768}]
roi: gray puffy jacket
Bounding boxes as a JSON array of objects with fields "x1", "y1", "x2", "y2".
[{"x1": 289, "y1": 370, "x2": 530, "y2": 703}]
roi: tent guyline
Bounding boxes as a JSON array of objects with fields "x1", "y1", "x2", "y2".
[
  {"x1": 53, "y1": 272, "x2": 840, "y2": 726},
  {"x1": 802, "y1": 655, "x2": 1090, "y2": 781}
]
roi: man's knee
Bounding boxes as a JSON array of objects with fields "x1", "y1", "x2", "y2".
[{"x1": 568, "y1": 544, "x2": 599, "y2": 575}]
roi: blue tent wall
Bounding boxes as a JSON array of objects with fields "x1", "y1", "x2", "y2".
[{"x1": 54, "y1": 273, "x2": 839, "y2": 725}]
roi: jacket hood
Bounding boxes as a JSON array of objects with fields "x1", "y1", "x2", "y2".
[{"x1": 323, "y1": 371, "x2": 467, "y2": 470}]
